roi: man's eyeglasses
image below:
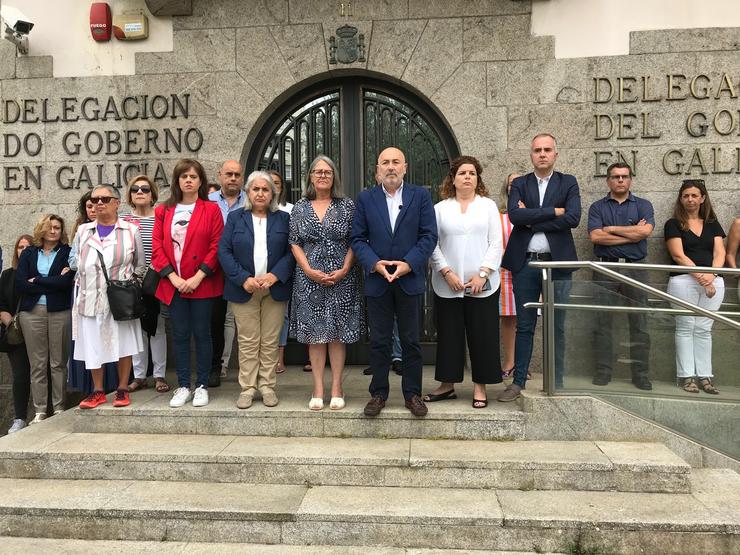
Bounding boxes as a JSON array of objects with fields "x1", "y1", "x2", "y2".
[
  {"x1": 311, "y1": 170, "x2": 334, "y2": 177},
  {"x1": 607, "y1": 175, "x2": 631, "y2": 181},
  {"x1": 91, "y1": 196, "x2": 116, "y2": 204},
  {"x1": 130, "y1": 186, "x2": 151, "y2": 194}
]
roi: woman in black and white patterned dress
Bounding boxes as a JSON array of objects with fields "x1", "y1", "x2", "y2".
[{"x1": 289, "y1": 155, "x2": 363, "y2": 411}]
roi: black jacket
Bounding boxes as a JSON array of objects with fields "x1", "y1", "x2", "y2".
[
  {"x1": 15, "y1": 245, "x2": 75, "y2": 312},
  {"x1": 0, "y1": 268, "x2": 20, "y2": 315}
]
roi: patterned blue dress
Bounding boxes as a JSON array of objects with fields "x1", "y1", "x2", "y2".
[{"x1": 289, "y1": 197, "x2": 363, "y2": 344}]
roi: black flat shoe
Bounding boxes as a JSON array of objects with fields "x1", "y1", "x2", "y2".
[
  {"x1": 422, "y1": 389, "x2": 457, "y2": 402},
  {"x1": 472, "y1": 398, "x2": 488, "y2": 409}
]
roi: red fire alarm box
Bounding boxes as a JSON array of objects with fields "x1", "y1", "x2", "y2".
[{"x1": 90, "y1": 2, "x2": 112, "y2": 42}]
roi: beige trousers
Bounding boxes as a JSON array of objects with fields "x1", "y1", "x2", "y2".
[
  {"x1": 230, "y1": 290, "x2": 286, "y2": 394},
  {"x1": 18, "y1": 305, "x2": 71, "y2": 413}
]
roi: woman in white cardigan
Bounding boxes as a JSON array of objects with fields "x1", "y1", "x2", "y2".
[{"x1": 424, "y1": 156, "x2": 504, "y2": 408}]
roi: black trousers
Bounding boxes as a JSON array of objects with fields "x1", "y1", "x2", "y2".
[
  {"x1": 210, "y1": 296, "x2": 228, "y2": 373},
  {"x1": 593, "y1": 268, "x2": 651, "y2": 380},
  {"x1": 8, "y1": 345, "x2": 31, "y2": 420},
  {"x1": 434, "y1": 290, "x2": 502, "y2": 385},
  {"x1": 367, "y1": 283, "x2": 423, "y2": 401}
]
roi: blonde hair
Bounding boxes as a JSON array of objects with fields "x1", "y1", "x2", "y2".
[{"x1": 32, "y1": 214, "x2": 68, "y2": 247}]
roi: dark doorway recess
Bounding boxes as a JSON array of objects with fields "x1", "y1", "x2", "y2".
[{"x1": 243, "y1": 73, "x2": 459, "y2": 364}]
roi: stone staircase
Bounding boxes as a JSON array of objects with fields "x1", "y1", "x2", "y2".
[{"x1": 0, "y1": 369, "x2": 738, "y2": 554}]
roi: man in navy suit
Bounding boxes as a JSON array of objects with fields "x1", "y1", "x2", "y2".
[
  {"x1": 351, "y1": 147, "x2": 438, "y2": 417},
  {"x1": 497, "y1": 133, "x2": 581, "y2": 402}
]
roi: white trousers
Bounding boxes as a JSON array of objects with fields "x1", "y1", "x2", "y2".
[
  {"x1": 221, "y1": 307, "x2": 235, "y2": 368},
  {"x1": 132, "y1": 313, "x2": 167, "y2": 379},
  {"x1": 666, "y1": 274, "x2": 724, "y2": 378}
]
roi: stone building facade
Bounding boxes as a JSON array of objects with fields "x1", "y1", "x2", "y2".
[{"x1": 1, "y1": 0, "x2": 739, "y2": 424}]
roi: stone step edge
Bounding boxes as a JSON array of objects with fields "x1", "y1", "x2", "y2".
[
  {"x1": 0, "y1": 437, "x2": 691, "y2": 474},
  {"x1": 0, "y1": 538, "x2": 534, "y2": 555}
]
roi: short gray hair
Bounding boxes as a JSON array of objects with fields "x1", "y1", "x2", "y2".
[
  {"x1": 304, "y1": 155, "x2": 343, "y2": 200},
  {"x1": 244, "y1": 171, "x2": 279, "y2": 212},
  {"x1": 91, "y1": 184, "x2": 121, "y2": 199}
]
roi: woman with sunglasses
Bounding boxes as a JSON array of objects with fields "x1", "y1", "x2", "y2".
[
  {"x1": 1, "y1": 234, "x2": 33, "y2": 433},
  {"x1": 16, "y1": 215, "x2": 75, "y2": 423},
  {"x1": 72, "y1": 184, "x2": 146, "y2": 410},
  {"x1": 123, "y1": 175, "x2": 169, "y2": 394},
  {"x1": 665, "y1": 179, "x2": 726, "y2": 395},
  {"x1": 152, "y1": 159, "x2": 224, "y2": 408}
]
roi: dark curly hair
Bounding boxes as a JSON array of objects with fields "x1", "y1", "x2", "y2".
[{"x1": 439, "y1": 156, "x2": 488, "y2": 200}]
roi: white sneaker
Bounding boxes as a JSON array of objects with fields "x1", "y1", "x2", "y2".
[
  {"x1": 192, "y1": 385, "x2": 209, "y2": 407},
  {"x1": 170, "y1": 387, "x2": 193, "y2": 408},
  {"x1": 30, "y1": 413, "x2": 47, "y2": 425},
  {"x1": 7, "y1": 419, "x2": 26, "y2": 433}
]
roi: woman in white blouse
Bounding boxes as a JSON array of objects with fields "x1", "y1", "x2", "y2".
[{"x1": 424, "y1": 156, "x2": 504, "y2": 408}]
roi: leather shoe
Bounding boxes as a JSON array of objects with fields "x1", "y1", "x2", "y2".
[
  {"x1": 592, "y1": 375, "x2": 610, "y2": 386},
  {"x1": 362, "y1": 366, "x2": 372, "y2": 376},
  {"x1": 497, "y1": 383, "x2": 521, "y2": 402},
  {"x1": 363, "y1": 395, "x2": 385, "y2": 417},
  {"x1": 405, "y1": 395, "x2": 428, "y2": 417},
  {"x1": 391, "y1": 360, "x2": 402, "y2": 376},
  {"x1": 632, "y1": 377, "x2": 653, "y2": 391},
  {"x1": 208, "y1": 372, "x2": 221, "y2": 388}
]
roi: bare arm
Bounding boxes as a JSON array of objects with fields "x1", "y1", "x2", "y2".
[
  {"x1": 589, "y1": 229, "x2": 633, "y2": 246},
  {"x1": 726, "y1": 218, "x2": 740, "y2": 268},
  {"x1": 605, "y1": 221, "x2": 654, "y2": 241}
]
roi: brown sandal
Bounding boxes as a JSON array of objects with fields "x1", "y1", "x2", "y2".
[
  {"x1": 127, "y1": 378, "x2": 148, "y2": 392},
  {"x1": 698, "y1": 378, "x2": 719, "y2": 395},
  {"x1": 679, "y1": 377, "x2": 699, "y2": 393},
  {"x1": 154, "y1": 378, "x2": 170, "y2": 393}
]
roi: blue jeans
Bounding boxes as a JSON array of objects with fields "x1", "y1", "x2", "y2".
[
  {"x1": 391, "y1": 319, "x2": 401, "y2": 361},
  {"x1": 169, "y1": 292, "x2": 214, "y2": 388},
  {"x1": 512, "y1": 264, "x2": 572, "y2": 388}
]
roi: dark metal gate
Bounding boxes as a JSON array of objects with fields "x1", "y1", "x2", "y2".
[{"x1": 245, "y1": 75, "x2": 459, "y2": 359}]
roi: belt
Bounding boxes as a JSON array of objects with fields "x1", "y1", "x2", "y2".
[
  {"x1": 599, "y1": 257, "x2": 641, "y2": 263},
  {"x1": 525, "y1": 252, "x2": 553, "y2": 261}
]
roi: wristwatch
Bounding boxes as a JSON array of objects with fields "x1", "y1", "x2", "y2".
[{"x1": 478, "y1": 270, "x2": 489, "y2": 279}]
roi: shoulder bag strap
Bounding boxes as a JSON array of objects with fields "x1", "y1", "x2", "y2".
[{"x1": 96, "y1": 250, "x2": 111, "y2": 285}]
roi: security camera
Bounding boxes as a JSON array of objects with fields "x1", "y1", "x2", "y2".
[{"x1": 1, "y1": 5, "x2": 33, "y2": 54}]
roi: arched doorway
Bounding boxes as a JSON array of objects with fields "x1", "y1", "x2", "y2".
[{"x1": 242, "y1": 73, "x2": 459, "y2": 363}]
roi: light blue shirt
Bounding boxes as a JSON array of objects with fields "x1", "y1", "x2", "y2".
[
  {"x1": 208, "y1": 190, "x2": 246, "y2": 224},
  {"x1": 527, "y1": 173, "x2": 552, "y2": 253},
  {"x1": 36, "y1": 248, "x2": 59, "y2": 305},
  {"x1": 382, "y1": 182, "x2": 404, "y2": 232}
]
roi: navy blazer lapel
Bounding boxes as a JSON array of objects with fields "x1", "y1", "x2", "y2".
[
  {"x1": 242, "y1": 209, "x2": 255, "y2": 237},
  {"x1": 371, "y1": 185, "x2": 393, "y2": 237},
  {"x1": 541, "y1": 172, "x2": 560, "y2": 208},
  {"x1": 393, "y1": 184, "x2": 413, "y2": 232},
  {"x1": 525, "y1": 174, "x2": 540, "y2": 209},
  {"x1": 266, "y1": 210, "x2": 276, "y2": 235}
]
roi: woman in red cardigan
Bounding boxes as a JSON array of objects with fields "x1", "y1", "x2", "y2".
[{"x1": 152, "y1": 159, "x2": 224, "y2": 408}]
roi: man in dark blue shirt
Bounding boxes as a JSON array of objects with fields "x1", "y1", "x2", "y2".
[{"x1": 588, "y1": 162, "x2": 654, "y2": 390}]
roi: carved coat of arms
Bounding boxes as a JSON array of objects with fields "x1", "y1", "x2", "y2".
[{"x1": 328, "y1": 25, "x2": 366, "y2": 64}]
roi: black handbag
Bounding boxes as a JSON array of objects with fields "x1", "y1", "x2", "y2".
[
  {"x1": 141, "y1": 266, "x2": 161, "y2": 297},
  {"x1": 97, "y1": 251, "x2": 145, "y2": 321},
  {"x1": 0, "y1": 299, "x2": 24, "y2": 352}
]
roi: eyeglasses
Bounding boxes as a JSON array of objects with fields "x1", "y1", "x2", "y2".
[
  {"x1": 130, "y1": 186, "x2": 151, "y2": 194},
  {"x1": 91, "y1": 196, "x2": 116, "y2": 204},
  {"x1": 607, "y1": 175, "x2": 631, "y2": 181},
  {"x1": 311, "y1": 170, "x2": 334, "y2": 177}
]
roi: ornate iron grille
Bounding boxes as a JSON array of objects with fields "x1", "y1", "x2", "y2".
[
  {"x1": 257, "y1": 92, "x2": 340, "y2": 203},
  {"x1": 250, "y1": 78, "x2": 459, "y2": 345}
]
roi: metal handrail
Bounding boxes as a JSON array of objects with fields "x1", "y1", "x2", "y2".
[
  {"x1": 526, "y1": 260, "x2": 740, "y2": 395},
  {"x1": 529, "y1": 260, "x2": 740, "y2": 330}
]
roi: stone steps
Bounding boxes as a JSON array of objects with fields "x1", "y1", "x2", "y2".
[
  {"x1": 0, "y1": 473, "x2": 736, "y2": 554},
  {"x1": 0, "y1": 427, "x2": 691, "y2": 493},
  {"x1": 68, "y1": 384, "x2": 526, "y2": 440},
  {"x1": 0, "y1": 538, "x2": 539, "y2": 555}
]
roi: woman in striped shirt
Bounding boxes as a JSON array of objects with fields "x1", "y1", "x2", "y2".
[
  {"x1": 499, "y1": 173, "x2": 521, "y2": 378},
  {"x1": 123, "y1": 175, "x2": 169, "y2": 394}
]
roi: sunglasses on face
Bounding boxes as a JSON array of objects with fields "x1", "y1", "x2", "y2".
[
  {"x1": 91, "y1": 196, "x2": 116, "y2": 204},
  {"x1": 130, "y1": 186, "x2": 151, "y2": 194}
]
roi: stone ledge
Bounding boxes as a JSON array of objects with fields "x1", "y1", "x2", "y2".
[
  {"x1": 15, "y1": 56, "x2": 53, "y2": 79},
  {"x1": 630, "y1": 27, "x2": 740, "y2": 55}
]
